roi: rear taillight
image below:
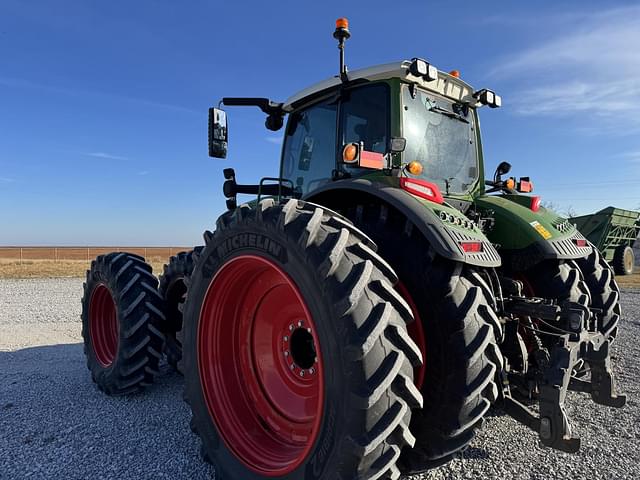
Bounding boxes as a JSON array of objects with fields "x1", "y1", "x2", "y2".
[
  {"x1": 460, "y1": 241, "x2": 483, "y2": 253},
  {"x1": 573, "y1": 238, "x2": 587, "y2": 247},
  {"x1": 400, "y1": 177, "x2": 444, "y2": 204},
  {"x1": 530, "y1": 195, "x2": 541, "y2": 212}
]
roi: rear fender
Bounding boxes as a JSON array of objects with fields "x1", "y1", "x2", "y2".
[
  {"x1": 475, "y1": 195, "x2": 592, "y2": 270},
  {"x1": 305, "y1": 178, "x2": 501, "y2": 267}
]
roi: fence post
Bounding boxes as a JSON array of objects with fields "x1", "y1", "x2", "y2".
[
  {"x1": 87, "y1": 247, "x2": 90, "y2": 262},
  {"x1": 20, "y1": 247, "x2": 23, "y2": 265},
  {"x1": 54, "y1": 247, "x2": 58, "y2": 263},
  {"x1": 144, "y1": 247, "x2": 147, "y2": 259}
]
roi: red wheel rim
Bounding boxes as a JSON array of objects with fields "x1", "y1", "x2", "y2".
[
  {"x1": 89, "y1": 283, "x2": 119, "y2": 367},
  {"x1": 198, "y1": 255, "x2": 323, "y2": 476},
  {"x1": 396, "y1": 282, "x2": 426, "y2": 390}
]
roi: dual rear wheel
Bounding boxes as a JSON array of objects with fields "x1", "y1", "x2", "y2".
[{"x1": 158, "y1": 247, "x2": 203, "y2": 372}]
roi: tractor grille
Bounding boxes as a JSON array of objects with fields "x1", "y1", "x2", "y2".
[
  {"x1": 445, "y1": 228, "x2": 501, "y2": 265},
  {"x1": 552, "y1": 218, "x2": 573, "y2": 234},
  {"x1": 548, "y1": 229, "x2": 592, "y2": 258}
]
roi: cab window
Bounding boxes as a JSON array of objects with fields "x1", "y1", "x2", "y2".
[
  {"x1": 341, "y1": 83, "x2": 389, "y2": 155},
  {"x1": 281, "y1": 100, "x2": 337, "y2": 195}
]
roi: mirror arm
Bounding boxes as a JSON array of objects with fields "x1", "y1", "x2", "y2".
[
  {"x1": 221, "y1": 97, "x2": 286, "y2": 131},
  {"x1": 221, "y1": 97, "x2": 284, "y2": 116}
]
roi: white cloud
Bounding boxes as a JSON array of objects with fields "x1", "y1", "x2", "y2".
[
  {"x1": 0, "y1": 177, "x2": 16, "y2": 183},
  {"x1": 83, "y1": 151, "x2": 129, "y2": 161},
  {"x1": 491, "y1": 6, "x2": 640, "y2": 133},
  {"x1": 137, "y1": 170, "x2": 149, "y2": 176},
  {"x1": 265, "y1": 136, "x2": 282, "y2": 145}
]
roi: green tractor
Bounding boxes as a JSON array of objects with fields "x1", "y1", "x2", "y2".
[{"x1": 81, "y1": 19, "x2": 626, "y2": 479}]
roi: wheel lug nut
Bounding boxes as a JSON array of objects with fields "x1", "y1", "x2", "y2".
[
  {"x1": 307, "y1": 328, "x2": 312, "y2": 333},
  {"x1": 290, "y1": 364, "x2": 295, "y2": 370},
  {"x1": 283, "y1": 336, "x2": 288, "y2": 342},
  {"x1": 309, "y1": 368, "x2": 315, "y2": 374},
  {"x1": 300, "y1": 371, "x2": 305, "y2": 377},
  {"x1": 297, "y1": 320, "x2": 303, "y2": 327},
  {"x1": 289, "y1": 324, "x2": 294, "y2": 331},
  {"x1": 284, "y1": 351, "x2": 289, "y2": 356}
]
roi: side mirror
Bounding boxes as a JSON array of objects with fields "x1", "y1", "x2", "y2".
[
  {"x1": 208, "y1": 108, "x2": 228, "y2": 158},
  {"x1": 494, "y1": 161, "x2": 511, "y2": 180}
]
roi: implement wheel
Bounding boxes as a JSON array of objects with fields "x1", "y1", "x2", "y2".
[
  {"x1": 183, "y1": 199, "x2": 422, "y2": 479},
  {"x1": 81, "y1": 252, "x2": 165, "y2": 395},
  {"x1": 613, "y1": 245, "x2": 635, "y2": 276}
]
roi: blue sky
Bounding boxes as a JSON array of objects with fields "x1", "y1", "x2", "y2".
[{"x1": 1, "y1": 0, "x2": 639, "y2": 246}]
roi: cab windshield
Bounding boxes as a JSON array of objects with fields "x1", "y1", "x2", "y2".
[{"x1": 402, "y1": 86, "x2": 479, "y2": 195}]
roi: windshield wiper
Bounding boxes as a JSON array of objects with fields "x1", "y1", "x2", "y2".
[{"x1": 428, "y1": 105, "x2": 469, "y2": 124}]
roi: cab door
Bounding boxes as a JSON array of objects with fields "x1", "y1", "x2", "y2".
[{"x1": 280, "y1": 100, "x2": 338, "y2": 195}]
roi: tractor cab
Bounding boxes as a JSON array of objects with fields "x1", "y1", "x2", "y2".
[
  {"x1": 208, "y1": 19, "x2": 504, "y2": 210},
  {"x1": 278, "y1": 62, "x2": 500, "y2": 200}
]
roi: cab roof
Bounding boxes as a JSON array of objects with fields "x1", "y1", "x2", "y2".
[{"x1": 283, "y1": 60, "x2": 479, "y2": 111}]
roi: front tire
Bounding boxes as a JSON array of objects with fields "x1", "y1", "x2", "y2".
[
  {"x1": 81, "y1": 252, "x2": 165, "y2": 395},
  {"x1": 183, "y1": 199, "x2": 422, "y2": 479}
]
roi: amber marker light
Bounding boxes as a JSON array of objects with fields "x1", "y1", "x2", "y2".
[
  {"x1": 342, "y1": 143, "x2": 358, "y2": 163},
  {"x1": 406, "y1": 161, "x2": 423, "y2": 176},
  {"x1": 336, "y1": 17, "x2": 349, "y2": 30},
  {"x1": 505, "y1": 178, "x2": 516, "y2": 190},
  {"x1": 449, "y1": 70, "x2": 460, "y2": 78}
]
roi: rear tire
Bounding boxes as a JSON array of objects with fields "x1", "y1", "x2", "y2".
[
  {"x1": 81, "y1": 252, "x2": 165, "y2": 395},
  {"x1": 613, "y1": 245, "x2": 634, "y2": 275},
  {"x1": 523, "y1": 260, "x2": 591, "y2": 307},
  {"x1": 158, "y1": 247, "x2": 203, "y2": 372},
  {"x1": 183, "y1": 199, "x2": 423, "y2": 479},
  {"x1": 576, "y1": 246, "x2": 621, "y2": 340},
  {"x1": 343, "y1": 203, "x2": 504, "y2": 472}
]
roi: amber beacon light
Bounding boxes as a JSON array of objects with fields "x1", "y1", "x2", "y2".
[{"x1": 335, "y1": 17, "x2": 349, "y2": 30}]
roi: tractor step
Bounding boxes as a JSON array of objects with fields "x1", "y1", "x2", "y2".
[{"x1": 501, "y1": 296, "x2": 626, "y2": 453}]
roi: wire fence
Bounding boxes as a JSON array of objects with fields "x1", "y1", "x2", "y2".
[{"x1": 0, "y1": 247, "x2": 191, "y2": 264}]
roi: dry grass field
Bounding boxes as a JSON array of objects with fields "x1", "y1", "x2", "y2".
[
  {"x1": 1, "y1": 247, "x2": 638, "y2": 286},
  {"x1": 0, "y1": 260, "x2": 168, "y2": 279},
  {"x1": 0, "y1": 247, "x2": 189, "y2": 279},
  {"x1": 0, "y1": 247, "x2": 189, "y2": 262},
  {"x1": 617, "y1": 272, "x2": 640, "y2": 288}
]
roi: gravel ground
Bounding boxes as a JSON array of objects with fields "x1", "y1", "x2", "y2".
[{"x1": 1, "y1": 278, "x2": 639, "y2": 480}]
